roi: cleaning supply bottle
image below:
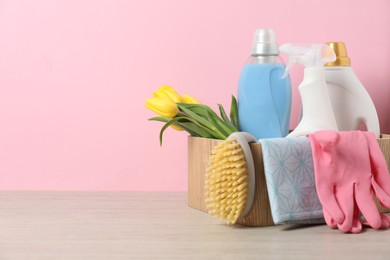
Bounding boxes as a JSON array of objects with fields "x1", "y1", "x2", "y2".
[
  {"x1": 280, "y1": 44, "x2": 338, "y2": 137},
  {"x1": 237, "y1": 29, "x2": 292, "y2": 140},
  {"x1": 324, "y1": 42, "x2": 380, "y2": 137}
]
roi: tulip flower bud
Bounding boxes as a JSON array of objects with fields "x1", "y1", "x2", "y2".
[
  {"x1": 145, "y1": 98, "x2": 179, "y2": 118},
  {"x1": 153, "y1": 86, "x2": 183, "y2": 103},
  {"x1": 182, "y1": 94, "x2": 201, "y2": 104},
  {"x1": 170, "y1": 124, "x2": 184, "y2": 131}
]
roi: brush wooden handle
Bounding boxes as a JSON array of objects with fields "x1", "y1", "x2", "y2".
[{"x1": 227, "y1": 132, "x2": 257, "y2": 218}]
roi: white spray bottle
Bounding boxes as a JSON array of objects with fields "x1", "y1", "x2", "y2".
[{"x1": 280, "y1": 44, "x2": 338, "y2": 137}]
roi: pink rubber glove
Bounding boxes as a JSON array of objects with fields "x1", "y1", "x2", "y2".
[{"x1": 309, "y1": 130, "x2": 390, "y2": 233}]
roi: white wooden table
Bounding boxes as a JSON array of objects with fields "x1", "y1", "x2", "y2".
[{"x1": 0, "y1": 192, "x2": 389, "y2": 259}]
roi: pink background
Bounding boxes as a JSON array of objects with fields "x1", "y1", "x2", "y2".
[{"x1": 0, "y1": 0, "x2": 389, "y2": 191}]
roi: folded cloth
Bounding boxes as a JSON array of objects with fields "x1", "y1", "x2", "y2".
[{"x1": 260, "y1": 137, "x2": 325, "y2": 224}]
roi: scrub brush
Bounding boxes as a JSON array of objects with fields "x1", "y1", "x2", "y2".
[{"x1": 205, "y1": 132, "x2": 257, "y2": 224}]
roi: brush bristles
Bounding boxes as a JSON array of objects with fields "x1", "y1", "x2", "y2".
[{"x1": 205, "y1": 138, "x2": 249, "y2": 224}]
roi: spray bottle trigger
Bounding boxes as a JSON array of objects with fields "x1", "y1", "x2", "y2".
[
  {"x1": 281, "y1": 56, "x2": 296, "y2": 79},
  {"x1": 281, "y1": 69, "x2": 289, "y2": 79}
]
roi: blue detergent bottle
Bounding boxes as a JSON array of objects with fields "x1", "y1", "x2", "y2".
[{"x1": 238, "y1": 29, "x2": 292, "y2": 139}]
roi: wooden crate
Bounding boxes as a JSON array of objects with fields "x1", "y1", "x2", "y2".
[{"x1": 188, "y1": 134, "x2": 390, "y2": 227}]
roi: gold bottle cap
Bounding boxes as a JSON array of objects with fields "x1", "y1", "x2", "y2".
[{"x1": 325, "y1": 42, "x2": 351, "y2": 66}]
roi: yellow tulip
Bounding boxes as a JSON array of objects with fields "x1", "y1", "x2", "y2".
[
  {"x1": 145, "y1": 97, "x2": 178, "y2": 118},
  {"x1": 153, "y1": 86, "x2": 183, "y2": 103},
  {"x1": 182, "y1": 94, "x2": 201, "y2": 104},
  {"x1": 147, "y1": 86, "x2": 201, "y2": 132},
  {"x1": 171, "y1": 124, "x2": 184, "y2": 131}
]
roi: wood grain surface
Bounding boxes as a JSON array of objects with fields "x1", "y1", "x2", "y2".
[{"x1": 0, "y1": 192, "x2": 389, "y2": 260}]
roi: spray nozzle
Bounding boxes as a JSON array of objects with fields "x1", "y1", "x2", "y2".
[{"x1": 279, "y1": 44, "x2": 336, "y2": 78}]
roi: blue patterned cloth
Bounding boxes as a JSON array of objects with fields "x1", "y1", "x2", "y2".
[{"x1": 259, "y1": 137, "x2": 325, "y2": 224}]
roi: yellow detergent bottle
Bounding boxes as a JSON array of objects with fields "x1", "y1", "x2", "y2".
[{"x1": 324, "y1": 42, "x2": 380, "y2": 137}]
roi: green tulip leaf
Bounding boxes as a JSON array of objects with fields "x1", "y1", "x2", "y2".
[
  {"x1": 149, "y1": 117, "x2": 200, "y2": 137},
  {"x1": 177, "y1": 121, "x2": 214, "y2": 138},
  {"x1": 175, "y1": 116, "x2": 222, "y2": 139},
  {"x1": 148, "y1": 117, "x2": 171, "y2": 123},
  {"x1": 178, "y1": 103, "x2": 237, "y2": 136},
  {"x1": 176, "y1": 103, "x2": 227, "y2": 140},
  {"x1": 218, "y1": 103, "x2": 231, "y2": 124},
  {"x1": 156, "y1": 116, "x2": 224, "y2": 145},
  {"x1": 205, "y1": 105, "x2": 238, "y2": 134},
  {"x1": 230, "y1": 95, "x2": 239, "y2": 131},
  {"x1": 217, "y1": 103, "x2": 239, "y2": 134}
]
